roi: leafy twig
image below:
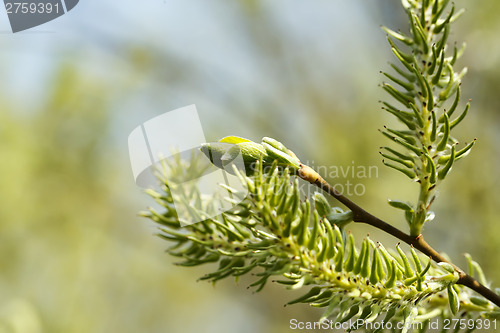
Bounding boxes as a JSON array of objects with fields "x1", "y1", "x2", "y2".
[{"x1": 298, "y1": 163, "x2": 500, "y2": 307}]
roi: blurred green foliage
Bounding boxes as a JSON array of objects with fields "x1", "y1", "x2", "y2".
[{"x1": 0, "y1": 0, "x2": 499, "y2": 332}]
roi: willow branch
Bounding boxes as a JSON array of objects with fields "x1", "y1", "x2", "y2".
[{"x1": 298, "y1": 164, "x2": 500, "y2": 307}]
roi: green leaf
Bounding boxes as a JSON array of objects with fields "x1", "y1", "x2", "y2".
[
  {"x1": 382, "y1": 26, "x2": 413, "y2": 45},
  {"x1": 423, "y1": 153, "x2": 437, "y2": 184},
  {"x1": 287, "y1": 286, "x2": 322, "y2": 305},
  {"x1": 382, "y1": 160, "x2": 417, "y2": 179},
  {"x1": 447, "y1": 284, "x2": 460, "y2": 315},
  {"x1": 438, "y1": 262, "x2": 455, "y2": 274},
  {"x1": 437, "y1": 145, "x2": 455, "y2": 180},
  {"x1": 450, "y1": 101, "x2": 470, "y2": 129},
  {"x1": 438, "y1": 139, "x2": 475, "y2": 164},
  {"x1": 370, "y1": 247, "x2": 383, "y2": 284},
  {"x1": 382, "y1": 83, "x2": 414, "y2": 108},
  {"x1": 430, "y1": 110, "x2": 437, "y2": 142},
  {"x1": 326, "y1": 210, "x2": 353, "y2": 229},
  {"x1": 434, "y1": 3, "x2": 455, "y2": 33},
  {"x1": 384, "y1": 261, "x2": 397, "y2": 288},
  {"x1": 313, "y1": 192, "x2": 331, "y2": 217},
  {"x1": 397, "y1": 244, "x2": 415, "y2": 278},
  {"x1": 262, "y1": 142, "x2": 300, "y2": 169},
  {"x1": 344, "y1": 233, "x2": 357, "y2": 272},
  {"x1": 437, "y1": 112, "x2": 450, "y2": 151},
  {"x1": 388, "y1": 199, "x2": 414, "y2": 211}
]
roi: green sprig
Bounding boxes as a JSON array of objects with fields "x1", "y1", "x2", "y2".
[
  {"x1": 380, "y1": 0, "x2": 474, "y2": 236},
  {"x1": 142, "y1": 151, "x2": 496, "y2": 329}
]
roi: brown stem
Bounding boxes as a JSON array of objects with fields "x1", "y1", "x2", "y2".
[{"x1": 298, "y1": 164, "x2": 500, "y2": 307}]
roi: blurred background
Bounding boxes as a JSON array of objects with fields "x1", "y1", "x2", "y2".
[{"x1": 0, "y1": 0, "x2": 499, "y2": 332}]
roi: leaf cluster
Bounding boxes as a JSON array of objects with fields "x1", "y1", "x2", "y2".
[
  {"x1": 142, "y1": 157, "x2": 497, "y2": 332},
  {"x1": 380, "y1": 0, "x2": 475, "y2": 236}
]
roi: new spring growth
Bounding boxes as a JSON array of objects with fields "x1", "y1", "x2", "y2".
[
  {"x1": 142, "y1": 153, "x2": 497, "y2": 327},
  {"x1": 380, "y1": 0, "x2": 475, "y2": 236},
  {"x1": 201, "y1": 136, "x2": 354, "y2": 228},
  {"x1": 200, "y1": 136, "x2": 328, "y2": 200},
  {"x1": 200, "y1": 136, "x2": 301, "y2": 174},
  {"x1": 200, "y1": 135, "x2": 327, "y2": 183}
]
